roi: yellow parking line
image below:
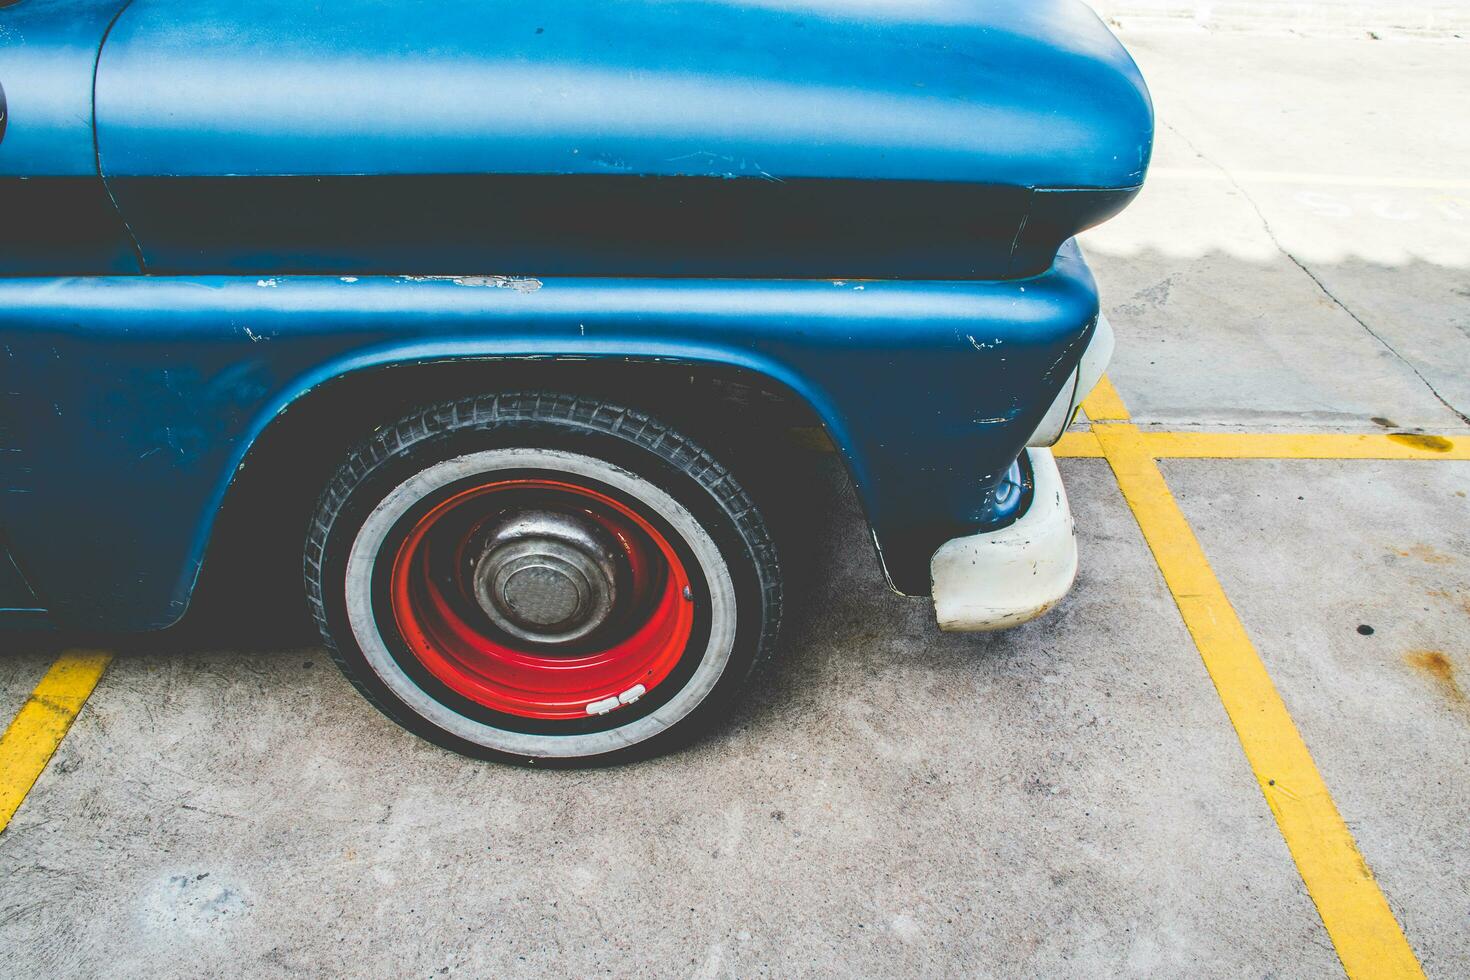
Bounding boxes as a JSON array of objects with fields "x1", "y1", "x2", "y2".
[
  {"x1": 1058, "y1": 429, "x2": 1468, "y2": 461},
  {"x1": 1088, "y1": 378, "x2": 1423, "y2": 979},
  {"x1": 1053, "y1": 430, "x2": 1104, "y2": 458},
  {"x1": 1143, "y1": 430, "x2": 1469, "y2": 461},
  {"x1": 1063, "y1": 378, "x2": 1466, "y2": 461},
  {"x1": 1080, "y1": 376, "x2": 1131, "y2": 422},
  {"x1": 0, "y1": 650, "x2": 111, "y2": 834}
]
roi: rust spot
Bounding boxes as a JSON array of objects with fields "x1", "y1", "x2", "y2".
[
  {"x1": 1426, "y1": 589, "x2": 1470, "y2": 617},
  {"x1": 1398, "y1": 543, "x2": 1453, "y2": 565},
  {"x1": 786, "y1": 426, "x2": 835, "y2": 453},
  {"x1": 1405, "y1": 650, "x2": 1468, "y2": 716},
  {"x1": 1387, "y1": 432, "x2": 1453, "y2": 452}
]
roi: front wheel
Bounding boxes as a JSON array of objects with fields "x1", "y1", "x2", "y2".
[{"x1": 305, "y1": 393, "x2": 782, "y2": 765}]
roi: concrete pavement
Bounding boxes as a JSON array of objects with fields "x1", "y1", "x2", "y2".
[{"x1": 3, "y1": 25, "x2": 1468, "y2": 980}]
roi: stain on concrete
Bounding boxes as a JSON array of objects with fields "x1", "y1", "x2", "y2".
[
  {"x1": 1387, "y1": 432, "x2": 1454, "y2": 452},
  {"x1": 141, "y1": 872, "x2": 252, "y2": 935},
  {"x1": 1404, "y1": 650, "x2": 1468, "y2": 717},
  {"x1": 1426, "y1": 589, "x2": 1470, "y2": 618},
  {"x1": 1114, "y1": 274, "x2": 1178, "y2": 318},
  {"x1": 1398, "y1": 543, "x2": 1454, "y2": 565}
]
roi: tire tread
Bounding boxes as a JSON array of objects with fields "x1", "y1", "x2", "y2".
[{"x1": 303, "y1": 391, "x2": 782, "y2": 762}]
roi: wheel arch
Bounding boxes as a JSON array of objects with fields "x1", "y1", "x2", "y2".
[{"x1": 188, "y1": 353, "x2": 878, "y2": 636}]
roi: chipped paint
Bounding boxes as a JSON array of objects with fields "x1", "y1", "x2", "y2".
[
  {"x1": 255, "y1": 278, "x2": 278, "y2": 288},
  {"x1": 585, "y1": 695, "x2": 620, "y2": 716},
  {"x1": 453, "y1": 275, "x2": 542, "y2": 292},
  {"x1": 397, "y1": 274, "x2": 542, "y2": 292}
]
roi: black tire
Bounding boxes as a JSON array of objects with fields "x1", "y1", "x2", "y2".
[{"x1": 305, "y1": 392, "x2": 781, "y2": 766}]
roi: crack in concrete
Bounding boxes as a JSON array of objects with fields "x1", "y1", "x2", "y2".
[{"x1": 1161, "y1": 121, "x2": 1470, "y2": 426}]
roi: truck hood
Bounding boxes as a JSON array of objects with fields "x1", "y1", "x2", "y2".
[{"x1": 96, "y1": 0, "x2": 1153, "y2": 189}]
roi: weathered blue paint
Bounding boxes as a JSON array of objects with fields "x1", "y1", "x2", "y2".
[
  {"x1": 0, "y1": 0, "x2": 126, "y2": 177},
  {"x1": 96, "y1": 0, "x2": 1151, "y2": 186},
  {"x1": 0, "y1": 0, "x2": 139, "y2": 273},
  {"x1": 0, "y1": 0, "x2": 1149, "y2": 630},
  {"x1": 84, "y1": 0, "x2": 1151, "y2": 279},
  {"x1": 0, "y1": 247, "x2": 1097, "y2": 628}
]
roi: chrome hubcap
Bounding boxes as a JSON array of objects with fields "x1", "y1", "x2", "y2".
[{"x1": 469, "y1": 509, "x2": 618, "y2": 644}]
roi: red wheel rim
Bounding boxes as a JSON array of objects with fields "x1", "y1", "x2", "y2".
[{"x1": 388, "y1": 478, "x2": 696, "y2": 720}]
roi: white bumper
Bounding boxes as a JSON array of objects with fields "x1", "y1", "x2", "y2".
[{"x1": 930, "y1": 448, "x2": 1077, "y2": 631}]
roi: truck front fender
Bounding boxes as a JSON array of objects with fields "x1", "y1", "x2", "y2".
[{"x1": 0, "y1": 251, "x2": 1097, "y2": 628}]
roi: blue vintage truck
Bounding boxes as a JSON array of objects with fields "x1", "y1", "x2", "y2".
[{"x1": 0, "y1": 0, "x2": 1150, "y2": 763}]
